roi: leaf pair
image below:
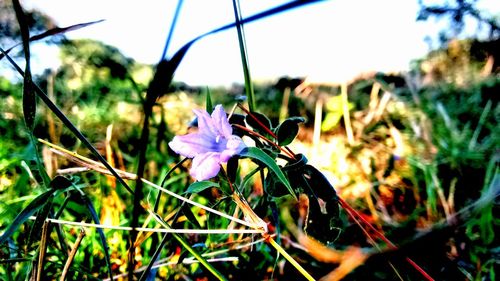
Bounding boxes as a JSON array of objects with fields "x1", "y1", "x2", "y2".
[{"x1": 245, "y1": 111, "x2": 305, "y2": 146}]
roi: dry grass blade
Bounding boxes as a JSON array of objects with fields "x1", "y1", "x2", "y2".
[
  {"x1": 35, "y1": 221, "x2": 50, "y2": 281},
  {"x1": 60, "y1": 228, "x2": 86, "y2": 281}
]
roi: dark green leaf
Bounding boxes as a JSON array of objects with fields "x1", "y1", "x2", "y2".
[
  {"x1": 205, "y1": 87, "x2": 213, "y2": 114},
  {"x1": 49, "y1": 175, "x2": 74, "y2": 190},
  {"x1": 22, "y1": 79, "x2": 36, "y2": 131},
  {"x1": 276, "y1": 117, "x2": 305, "y2": 146},
  {"x1": 245, "y1": 111, "x2": 272, "y2": 134},
  {"x1": 0, "y1": 188, "x2": 56, "y2": 244},
  {"x1": 185, "y1": 181, "x2": 219, "y2": 194},
  {"x1": 239, "y1": 147, "x2": 296, "y2": 199},
  {"x1": 229, "y1": 113, "x2": 246, "y2": 137},
  {"x1": 27, "y1": 196, "x2": 53, "y2": 249},
  {"x1": 181, "y1": 204, "x2": 202, "y2": 229},
  {"x1": 226, "y1": 157, "x2": 239, "y2": 183},
  {"x1": 265, "y1": 175, "x2": 290, "y2": 197}
]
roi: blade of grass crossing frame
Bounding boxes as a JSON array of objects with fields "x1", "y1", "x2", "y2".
[
  {"x1": 12, "y1": 0, "x2": 35, "y2": 132},
  {"x1": 0, "y1": 20, "x2": 104, "y2": 61},
  {"x1": 153, "y1": 1, "x2": 325, "y2": 106},
  {"x1": 150, "y1": 212, "x2": 228, "y2": 281},
  {"x1": 0, "y1": 189, "x2": 57, "y2": 244},
  {"x1": 0, "y1": 48, "x2": 133, "y2": 195},
  {"x1": 160, "y1": 0, "x2": 184, "y2": 60},
  {"x1": 12, "y1": 0, "x2": 50, "y2": 187},
  {"x1": 232, "y1": 0, "x2": 255, "y2": 112}
]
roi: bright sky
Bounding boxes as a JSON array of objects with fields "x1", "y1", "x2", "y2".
[{"x1": 18, "y1": 0, "x2": 499, "y2": 86}]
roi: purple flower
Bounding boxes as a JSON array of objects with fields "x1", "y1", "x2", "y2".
[{"x1": 168, "y1": 105, "x2": 246, "y2": 181}]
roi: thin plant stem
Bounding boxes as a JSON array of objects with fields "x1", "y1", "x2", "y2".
[
  {"x1": 143, "y1": 179, "x2": 259, "y2": 229},
  {"x1": 60, "y1": 228, "x2": 85, "y2": 281},
  {"x1": 148, "y1": 210, "x2": 228, "y2": 281},
  {"x1": 36, "y1": 221, "x2": 50, "y2": 281},
  {"x1": 27, "y1": 217, "x2": 262, "y2": 234},
  {"x1": 107, "y1": 257, "x2": 238, "y2": 281},
  {"x1": 233, "y1": 124, "x2": 295, "y2": 159},
  {"x1": 154, "y1": 157, "x2": 188, "y2": 212},
  {"x1": 237, "y1": 103, "x2": 277, "y2": 138},
  {"x1": 338, "y1": 197, "x2": 434, "y2": 281},
  {"x1": 268, "y1": 237, "x2": 315, "y2": 281}
]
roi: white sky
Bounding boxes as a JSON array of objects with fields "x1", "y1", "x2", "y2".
[{"x1": 15, "y1": 0, "x2": 500, "y2": 86}]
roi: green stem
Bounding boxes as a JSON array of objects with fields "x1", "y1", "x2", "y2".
[{"x1": 232, "y1": 0, "x2": 255, "y2": 111}]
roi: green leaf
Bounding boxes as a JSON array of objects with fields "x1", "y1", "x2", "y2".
[
  {"x1": 181, "y1": 204, "x2": 202, "y2": 229},
  {"x1": 185, "y1": 181, "x2": 219, "y2": 194},
  {"x1": 0, "y1": 188, "x2": 57, "y2": 244},
  {"x1": 245, "y1": 111, "x2": 272, "y2": 135},
  {"x1": 276, "y1": 117, "x2": 305, "y2": 146},
  {"x1": 239, "y1": 147, "x2": 296, "y2": 199},
  {"x1": 205, "y1": 87, "x2": 213, "y2": 114}
]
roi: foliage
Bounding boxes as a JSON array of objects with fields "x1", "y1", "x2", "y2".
[{"x1": 0, "y1": 1, "x2": 499, "y2": 280}]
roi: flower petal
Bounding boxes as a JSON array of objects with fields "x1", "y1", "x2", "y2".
[
  {"x1": 211, "y1": 105, "x2": 233, "y2": 138},
  {"x1": 168, "y1": 133, "x2": 215, "y2": 158},
  {"x1": 220, "y1": 135, "x2": 246, "y2": 162},
  {"x1": 190, "y1": 152, "x2": 221, "y2": 181},
  {"x1": 193, "y1": 108, "x2": 217, "y2": 137}
]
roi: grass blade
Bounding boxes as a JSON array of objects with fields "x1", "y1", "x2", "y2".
[
  {"x1": 160, "y1": 0, "x2": 184, "y2": 60},
  {"x1": 12, "y1": 0, "x2": 35, "y2": 132},
  {"x1": 157, "y1": 0, "x2": 325, "y2": 102},
  {"x1": 150, "y1": 212, "x2": 228, "y2": 281},
  {"x1": 0, "y1": 48, "x2": 133, "y2": 195},
  {"x1": 0, "y1": 189, "x2": 56, "y2": 244},
  {"x1": 232, "y1": 0, "x2": 255, "y2": 111},
  {"x1": 0, "y1": 20, "x2": 105, "y2": 61}
]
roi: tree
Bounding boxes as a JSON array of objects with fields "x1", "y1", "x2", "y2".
[{"x1": 417, "y1": 0, "x2": 500, "y2": 43}]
